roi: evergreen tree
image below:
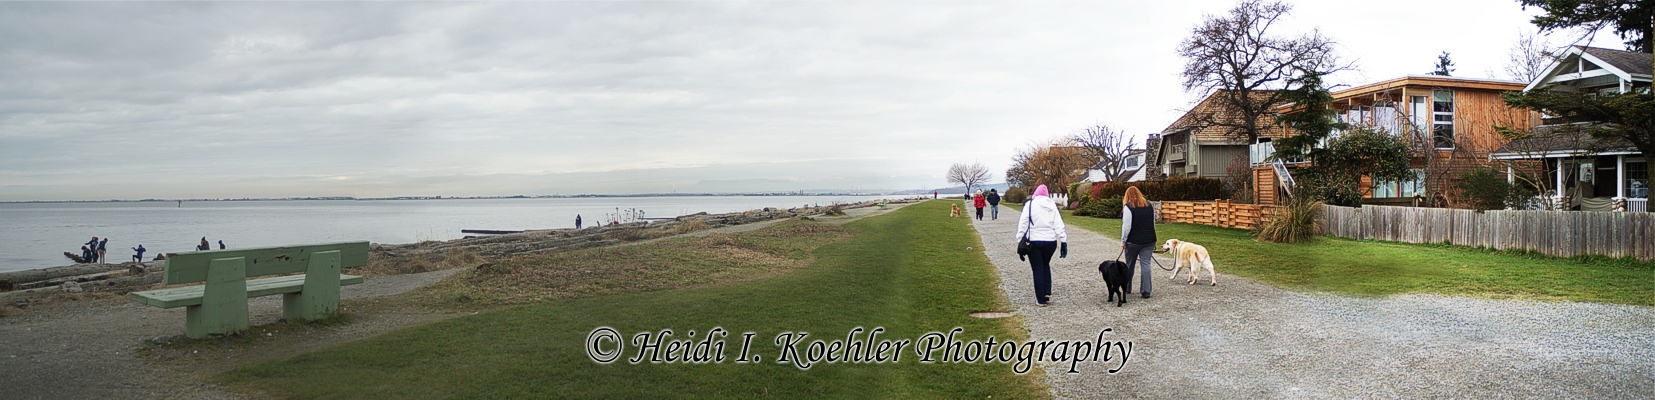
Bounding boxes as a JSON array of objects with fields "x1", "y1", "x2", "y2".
[{"x1": 1430, "y1": 51, "x2": 1455, "y2": 76}]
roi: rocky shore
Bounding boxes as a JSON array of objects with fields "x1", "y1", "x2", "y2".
[{"x1": 0, "y1": 200, "x2": 902, "y2": 311}]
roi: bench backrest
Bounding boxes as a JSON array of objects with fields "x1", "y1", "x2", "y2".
[{"x1": 162, "y1": 241, "x2": 370, "y2": 285}]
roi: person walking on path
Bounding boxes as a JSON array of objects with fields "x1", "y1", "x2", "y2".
[
  {"x1": 131, "y1": 244, "x2": 146, "y2": 263},
  {"x1": 1120, "y1": 186, "x2": 1158, "y2": 298},
  {"x1": 972, "y1": 190, "x2": 987, "y2": 220},
  {"x1": 1015, "y1": 184, "x2": 1068, "y2": 306},
  {"x1": 986, "y1": 189, "x2": 1001, "y2": 220}
]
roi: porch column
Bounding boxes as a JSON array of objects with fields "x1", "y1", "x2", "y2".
[
  {"x1": 1617, "y1": 155, "x2": 1626, "y2": 198},
  {"x1": 1555, "y1": 158, "x2": 1565, "y2": 198},
  {"x1": 1506, "y1": 165, "x2": 1514, "y2": 184}
]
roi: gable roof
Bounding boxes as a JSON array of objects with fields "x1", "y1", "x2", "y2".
[
  {"x1": 1162, "y1": 90, "x2": 1287, "y2": 145},
  {"x1": 1490, "y1": 123, "x2": 1642, "y2": 159},
  {"x1": 1524, "y1": 46, "x2": 1654, "y2": 92}
]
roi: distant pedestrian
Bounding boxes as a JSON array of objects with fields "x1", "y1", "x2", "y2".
[
  {"x1": 218, "y1": 240, "x2": 225, "y2": 250},
  {"x1": 576, "y1": 214, "x2": 583, "y2": 229},
  {"x1": 97, "y1": 238, "x2": 108, "y2": 264},
  {"x1": 132, "y1": 244, "x2": 147, "y2": 263},
  {"x1": 197, "y1": 237, "x2": 210, "y2": 251},
  {"x1": 1015, "y1": 184, "x2": 1068, "y2": 307},
  {"x1": 933, "y1": 191, "x2": 937, "y2": 199},
  {"x1": 972, "y1": 190, "x2": 986, "y2": 220},
  {"x1": 987, "y1": 189, "x2": 1001, "y2": 220},
  {"x1": 86, "y1": 237, "x2": 100, "y2": 262}
]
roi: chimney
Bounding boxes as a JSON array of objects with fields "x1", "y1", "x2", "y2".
[{"x1": 1144, "y1": 133, "x2": 1165, "y2": 181}]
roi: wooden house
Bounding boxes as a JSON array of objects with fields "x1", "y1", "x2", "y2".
[
  {"x1": 1254, "y1": 75, "x2": 1537, "y2": 206},
  {"x1": 1153, "y1": 90, "x2": 1288, "y2": 185},
  {"x1": 1489, "y1": 46, "x2": 1652, "y2": 212}
]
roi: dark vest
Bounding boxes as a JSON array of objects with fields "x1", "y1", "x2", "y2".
[{"x1": 1126, "y1": 204, "x2": 1156, "y2": 245}]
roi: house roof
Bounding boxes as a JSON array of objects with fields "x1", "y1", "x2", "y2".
[
  {"x1": 1581, "y1": 46, "x2": 1653, "y2": 77},
  {"x1": 1490, "y1": 123, "x2": 1642, "y2": 159},
  {"x1": 1331, "y1": 75, "x2": 1528, "y2": 99},
  {"x1": 1525, "y1": 46, "x2": 1654, "y2": 92},
  {"x1": 1162, "y1": 90, "x2": 1287, "y2": 145}
]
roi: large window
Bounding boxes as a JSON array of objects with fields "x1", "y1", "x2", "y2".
[
  {"x1": 1629, "y1": 160, "x2": 1648, "y2": 199},
  {"x1": 1372, "y1": 169, "x2": 1426, "y2": 198},
  {"x1": 1432, "y1": 90, "x2": 1454, "y2": 149},
  {"x1": 1409, "y1": 95, "x2": 1429, "y2": 135}
]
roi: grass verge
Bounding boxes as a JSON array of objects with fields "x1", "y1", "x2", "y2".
[
  {"x1": 219, "y1": 200, "x2": 1048, "y2": 398},
  {"x1": 1062, "y1": 211, "x2": 1654, "y2": 306}
]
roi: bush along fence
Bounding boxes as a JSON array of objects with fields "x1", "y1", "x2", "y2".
[
  {"x1": 1322, "y1": 204, "x2": 1654, "y2": 260},
  {"x1": 1158, "y1": 200, "x2": 1281, "y2": 231}
]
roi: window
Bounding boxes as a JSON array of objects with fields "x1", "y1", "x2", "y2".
[
  {"x1": 1410, "y1": 95, "x2": 1429, "y2": 135},
  {"x1": 1125, "y1": 155, "x2": 1140, "y2": 169},
  {"x1": 1628, "y1": 161, "x2": 1648, "y2": 199},
  {"x1": 1400, "y1": 169, "x2": 1425, "y2": 198},
  {"x1": 1432, "y1": 90, "x2": 1454, "y2": 149}
]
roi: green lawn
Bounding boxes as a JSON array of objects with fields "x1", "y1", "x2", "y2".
[
  {"x1": 220, "y1": 201, "x2": 1049, "y2": 398},
  {"x1": 1062, "y1": 211, "x2": 1654, "y2": 306}
]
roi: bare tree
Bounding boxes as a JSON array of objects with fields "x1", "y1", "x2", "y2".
[
  {"x1": 1072, "y1": 124, "x2": 1137, "y2": 183},
  {"x1": 1006, "y1": 139, "x2": 1091, "y2": 195},
  {"x1": 946, "y1": 162, "x2": 992, "y2": 196},
  {"x1": 1503, "y1": 31, "x2": 1556, "y2": 83},
  {"x1": 1177, "y1": 0, "x2": 1345, "y2": 145}
]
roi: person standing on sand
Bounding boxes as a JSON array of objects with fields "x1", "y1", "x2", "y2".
[
  {"x1": 218, "y1": 240, "x2": 225, "y2": 250},
  {"x1": 576, "y1": 214, "x2": 583, "y2": 229},
  {"x1": 987, "y1": 189, "x2": 1001, "y2": 220},
  {"x1": 97, "y1": 238, "x2": 108, "y2": 264},
  {"x1": 1120, "y1": 186, "x2": 1157, "y2": 299},
  {"x1": 1015, "y1": 184, "x2": 1068, "y2": 306},
  {"x1": 86, "y1": 237, "x2": 99, "y2": 262},
  {"x1": 132, "y1": 244, "x2": 146, "y2": 263},
  {"x1": 972, "y1": 190, "x2": 986, "y2": 220}
]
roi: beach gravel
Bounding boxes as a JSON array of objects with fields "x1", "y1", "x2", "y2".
[{"x1": 971, "y1": 213, "x2": 1654, "y2": 399}]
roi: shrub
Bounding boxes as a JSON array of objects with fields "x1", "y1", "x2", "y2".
[
  {"x1": 1087, "y1": 177, "x2": 1226, "y2": 202},
  {"x1": 1256, "y1": 195, "x2": 1323, "y2": 243},
  {"x1": 1455, "y1": 167, "x2": 1531, "y2": 211},
  {"x1": 1004, "y1": 187, "x2": 1029, "y2": 204}
]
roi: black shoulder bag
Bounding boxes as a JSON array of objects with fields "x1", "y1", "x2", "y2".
[{"x1": 1016, "y1": 201, "x2": 1034, "y2": 257}]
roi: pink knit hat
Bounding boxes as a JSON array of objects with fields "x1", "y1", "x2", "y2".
[{"x1": 1033, "y1": 184, "x2": 1049, "y2": 197}]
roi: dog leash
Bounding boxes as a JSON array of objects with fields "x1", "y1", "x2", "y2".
[{"x1": 1119, "y1": 245, "x2": 1175, "y2": 271}]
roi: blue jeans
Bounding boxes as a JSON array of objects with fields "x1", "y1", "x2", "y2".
[{"x1": 990, "y1": 204, "x2": 999, "y2": 219}]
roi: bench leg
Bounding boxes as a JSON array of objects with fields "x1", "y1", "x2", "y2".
[
  {"x1": 284, "y1": 250, "x2": 341, "y2": 321},
  {"x1": 185, "y1": 257, "x2": 249, "y2": 339}
]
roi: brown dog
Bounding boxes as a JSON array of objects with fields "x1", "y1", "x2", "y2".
[
  {"x1": 950, "y1": 204, "x2": 961, "y2": 218},
  {"x1": 1161, "y1": 239, "x2": 1217, "y2": 286}
]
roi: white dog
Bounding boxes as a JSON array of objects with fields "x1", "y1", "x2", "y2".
[{"x1": 1161, "y1": 239, "x2": 1217, "y2": 286}]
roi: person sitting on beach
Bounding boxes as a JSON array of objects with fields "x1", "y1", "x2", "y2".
[
  {"x1": 218, "y1": 240, "x2": 226, "y2": 250},
  {"x1": 132, "y1": 244, "x2": 146, "y2": 263},
  {"x1": 80, "y1": 245, "x2": 93, "y2": 263}
]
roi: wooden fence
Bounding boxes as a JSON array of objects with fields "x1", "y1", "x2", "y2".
[
  {"x1": 1158, "y1": 200, "x2": 1281, "y2": 231},
  {"x1": 1321, "y1": 204, "x2": 1654, "y2": 260}
]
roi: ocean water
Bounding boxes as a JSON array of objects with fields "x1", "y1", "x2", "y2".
[{"x1": 0, "y1": 195, "x2": 905, "y2": 273}]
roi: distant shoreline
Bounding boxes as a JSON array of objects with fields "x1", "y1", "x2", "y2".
[{"x1": 0, "y1": 192, "x2": 922, "y2": 204}]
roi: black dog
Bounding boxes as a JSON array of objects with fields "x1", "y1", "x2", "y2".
[{"x1": 1098, "y1": 260, "x2": 1131, "y2": 307}]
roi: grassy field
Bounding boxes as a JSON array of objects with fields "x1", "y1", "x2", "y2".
[
  {"x1": 1062, "y1": 211, "x2": 1654, "y2": 306},
  {"x1": 220, "y1": 201, "x2": 1049, "y2": 398}
]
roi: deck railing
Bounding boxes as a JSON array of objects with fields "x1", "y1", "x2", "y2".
[{"x1": 1629, "y1": 198, "x2": 1648, "y2": 213}]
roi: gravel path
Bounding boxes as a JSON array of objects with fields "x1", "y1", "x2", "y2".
[{"x1": 971, "y1": 213, "x2": 1654, "y2": 399}]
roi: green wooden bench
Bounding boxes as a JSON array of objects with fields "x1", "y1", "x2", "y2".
[{"x1": 129, "y1": 241, "x2": 370, "y2": 338}]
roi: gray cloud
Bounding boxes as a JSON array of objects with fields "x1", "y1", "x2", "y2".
[{"x1": 0, "y1": 1, "x2": 1564, "y2": 201}]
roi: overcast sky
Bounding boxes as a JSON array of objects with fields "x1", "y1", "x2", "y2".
[{"x1": 0, "y1": 1, "x2": 1609, "y2": 201}]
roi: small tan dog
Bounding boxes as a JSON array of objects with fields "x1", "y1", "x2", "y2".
[
  {"x1": 1161, "y1": 239, "x2": 1217, "y2": 286},
  {"x1": 950, "y1": 204, "x2": 962, "y2": 218}
]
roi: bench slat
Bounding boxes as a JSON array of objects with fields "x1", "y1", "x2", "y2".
[
  {"x1": 130, "y1": 274, "x2": 364, "y2": 309},
  {"x1": 163, "y1": 241, "x2": 369, "y2": 285}
]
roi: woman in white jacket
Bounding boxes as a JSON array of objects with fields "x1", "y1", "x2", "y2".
[{"x1": 1015, "y1": 184, "x2": 1068, "y2": 306}]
